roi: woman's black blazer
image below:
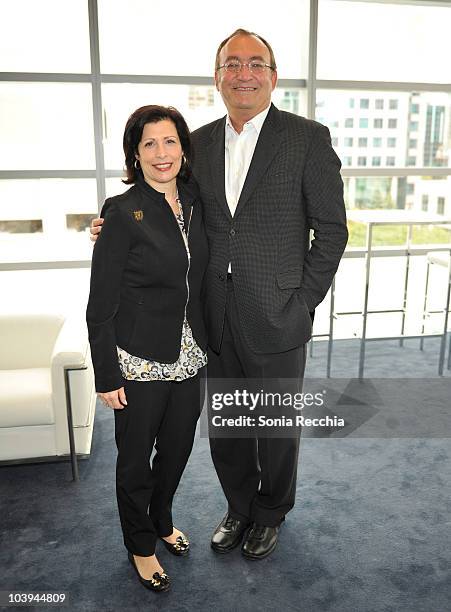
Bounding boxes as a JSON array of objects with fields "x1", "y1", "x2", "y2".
[{"x1": 86, "y1": 175, "x2": 209, "y2": 393}]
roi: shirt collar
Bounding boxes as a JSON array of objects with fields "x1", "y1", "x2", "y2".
[{"x1": 225, "y1": 104, "x2": 271, "y2": 136}]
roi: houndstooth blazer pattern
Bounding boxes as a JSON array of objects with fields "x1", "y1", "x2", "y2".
[{"x1": 191, "y1": 103, "x2": 348, "y2": 355}]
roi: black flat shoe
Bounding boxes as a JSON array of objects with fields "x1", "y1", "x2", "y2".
[
  {"x1": 127, "y1": 552, "x2": 170, "y2": 592},
  {"x1": 241, "y1": 524, "x2": 280, "y2": 560},
  {"x1": 211, "y1": 513, "x2": 250, "y2": 554},
  {"x1": 160, "y1": 534, "x2": 190, "y2": 556}
]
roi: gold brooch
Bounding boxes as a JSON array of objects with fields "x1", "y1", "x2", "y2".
[{"x1": 133, "y1": 210, "x2": 143, "y2": 222}]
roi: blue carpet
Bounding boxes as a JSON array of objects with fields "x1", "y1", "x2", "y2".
[{"x1": 1, "y1": 338, "x2": 450, "y2": 612}]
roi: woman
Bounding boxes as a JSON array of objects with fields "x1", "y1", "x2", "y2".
[{"x1": 86, "y1": 105, "x2": 208, "y2": 593}]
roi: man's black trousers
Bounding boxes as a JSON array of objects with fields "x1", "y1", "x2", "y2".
[{"x1": 207, "y1": 277, "x2": 306, "y2": 527}]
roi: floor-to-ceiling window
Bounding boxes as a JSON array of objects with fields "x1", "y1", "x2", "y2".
[{"x1": 1, "y1": 0, "x2": 450, "y2": 332}]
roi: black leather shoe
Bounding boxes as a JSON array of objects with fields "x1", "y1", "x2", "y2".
[
  {"x1": 241, "y1": 523, "x2": 280, "y2": 560},
  {"x1": 127, "y1": 552, "x2": 170, "y2": 592},
  {"x1": 160, "y1": 533, "x2": 189, "y2": 556},
  {"x1": 211, "y1": 513, "x2": 250, "y2": 553}
]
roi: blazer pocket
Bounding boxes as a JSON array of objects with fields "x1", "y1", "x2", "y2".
[
  {"x1": 277, "y1": 268, "x2": 303, "y2": 289},
  {"x1": 115, "y1": 303, "x2": 140, "y2": 347}
]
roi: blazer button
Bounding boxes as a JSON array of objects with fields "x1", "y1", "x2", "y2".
[
  {"x1": 138, "y1": 299, "x2": 144, "y2": 305},
  {"x1": 229, "y1": 228, "x2": 236, "y2": 237}
]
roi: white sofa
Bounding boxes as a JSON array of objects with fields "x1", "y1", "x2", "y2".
[{"x1": 0, "y1": 314, "x2": 96, "y2": 466}]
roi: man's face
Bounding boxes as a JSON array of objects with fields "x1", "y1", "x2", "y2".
[{"x1": 215, "y1": 34, "x2": 277, "y2": 118}]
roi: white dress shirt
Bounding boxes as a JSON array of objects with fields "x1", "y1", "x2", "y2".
[{"x1": 224, "y1": 105, "x2": 271, "y2": 271}]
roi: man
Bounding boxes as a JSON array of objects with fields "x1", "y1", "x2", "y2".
[{"x1": 91, "y1": 29, "x2": 348, "y2": 560}]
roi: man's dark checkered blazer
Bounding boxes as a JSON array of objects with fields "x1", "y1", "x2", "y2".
[{"x1": 191, "y1": 103, "x2": 348, "y2": 354}]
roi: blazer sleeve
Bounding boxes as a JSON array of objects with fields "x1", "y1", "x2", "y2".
[
  {"x1": 300, "y1": 124, "x2": 348, "y2": 311},
  {"x1": 86, "y1": 199, "x2": 130, "y2": 393}
]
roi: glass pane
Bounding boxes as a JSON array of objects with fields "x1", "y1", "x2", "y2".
[
  {"x1": 98, "y1": 0, "x2": 308, "y2": 78},
  {"x1": 0, "y1": 0, "x2": 90, "y2": 73},
  {"x1": 105, "y1": 178, "x2": 130, "y2": 199},
  {"x1": 316, "y1": 90, "x2": 451, "y2": 169},
  {"x1": 318, "y1": 1, "x2": 451, "y2": 83},
  {"x1": 0, "y1": 83, "x2": 95, "y2": 170},
  {"x1": 1, "y1": 269, "x2": 91, "y2": 320},
  {"x1": 0, "y1": 180, "x2": 98, "y2": 263},
  {"x1": 102, "y1": 84, "x2": 307, "y2": 169},
  {"x1": 343, "y1": 176, "x2": 451, "y2": 245}
]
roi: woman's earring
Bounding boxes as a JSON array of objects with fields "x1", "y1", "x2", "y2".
[{"x1": 134, "y1": 159, "x2": 140, "y2": 169}]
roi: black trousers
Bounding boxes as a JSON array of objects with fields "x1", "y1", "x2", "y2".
[
  {"x1": 207, "y1": 277, "x2": 306, "y2": 528},
  {"x1": 113, "y1": 372, "x2": 204, "y2": 556}
]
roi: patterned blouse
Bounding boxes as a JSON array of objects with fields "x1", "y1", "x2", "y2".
[{"x1": 116, "y1": 197, "x2": 207, "y2": 382}]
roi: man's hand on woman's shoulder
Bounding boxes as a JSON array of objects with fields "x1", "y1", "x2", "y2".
[{"x1": 90, "y1": 217, "x2": 103, "y2": 242}]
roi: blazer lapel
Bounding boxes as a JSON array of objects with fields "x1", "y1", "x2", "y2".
[
  {"x1": 206, "y1": 117, "x2": 231, "y2": 220},
  {"x1": 234, "y1": 104, "x2": 284, "y2": 220}
]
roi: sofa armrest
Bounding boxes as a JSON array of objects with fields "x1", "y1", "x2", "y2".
[
  {"x1": 51, "y1": 318, "x2": 89, "y2": 369},
  {"x1": 50, "y1": 318, "x2": 94, "y2": 454}
]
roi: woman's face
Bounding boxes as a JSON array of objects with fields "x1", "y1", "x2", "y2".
[{"x1": 135, "y1": 119, "x2": 183, "y2": 190}]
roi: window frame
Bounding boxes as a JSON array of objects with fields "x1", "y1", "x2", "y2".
[{"x1": 1, "y1": 0, "x2": 450, "y2": 271}]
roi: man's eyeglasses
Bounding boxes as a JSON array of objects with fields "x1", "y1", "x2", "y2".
[{"x1": 217, "y1": 61, "x2": 274, "y2": 74}]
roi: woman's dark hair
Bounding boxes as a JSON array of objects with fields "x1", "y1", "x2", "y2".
[{"x1": 122, "y1": 105, "x2": 192, "y2": 185}]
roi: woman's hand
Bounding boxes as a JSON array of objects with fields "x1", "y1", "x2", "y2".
[{"x1": 99, "y1": 387, "x2": 127, "y2": 409}]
